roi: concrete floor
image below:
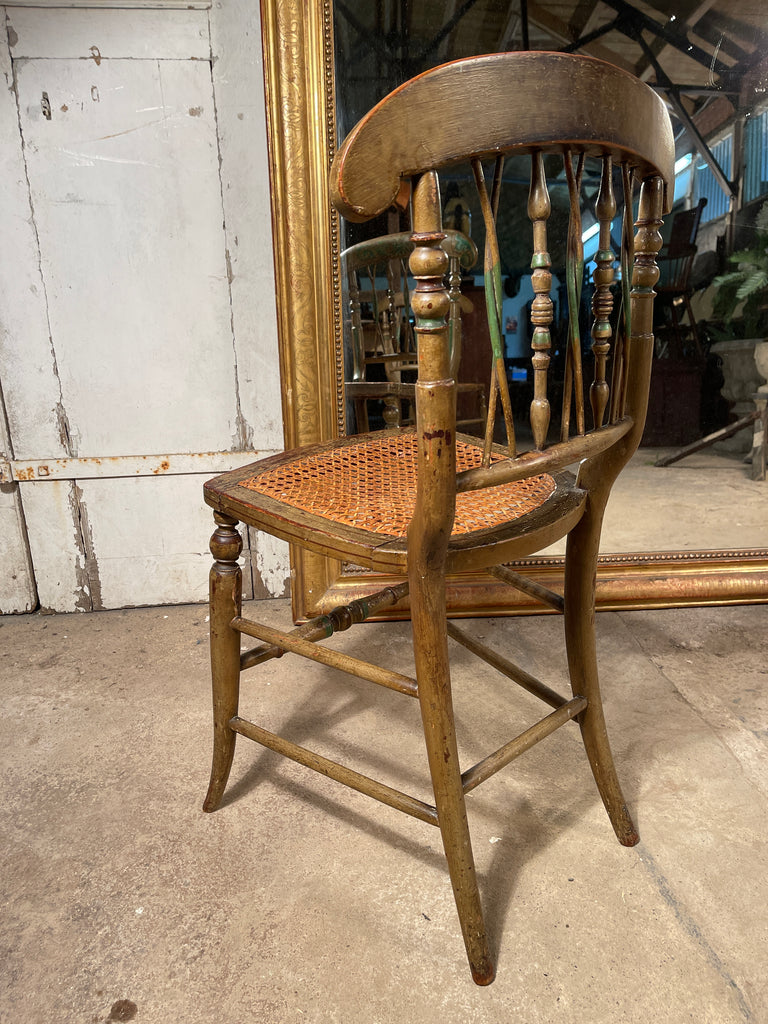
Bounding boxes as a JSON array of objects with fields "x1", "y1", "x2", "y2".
[{"x1": 1, "y1": 599, "x2": 767, "y2": 1023}]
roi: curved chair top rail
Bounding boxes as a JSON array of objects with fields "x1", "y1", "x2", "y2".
[
  {"x1": 342, "y1": 229, "x2": 478, "y2": 274},
  {"x1": 331, "y1": 51, "x2": 675, "y2": 223}
]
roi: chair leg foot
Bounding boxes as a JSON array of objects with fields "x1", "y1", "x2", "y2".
[
  {"x1": 203, "y1": 755, "x2": 235, "y2": 814},
  {"x1": 579, "y1": 710, "x2": 639, "y2": 847},
  {"x1": 564, "y1": 615, "x2": 639, "y2": 845},
  {"x1": 426, "y1": 706, "x2": 496, "y2": 984},
  {"x1": 203, "y1": 513, "x2": 243, "y2": 814},
  {"x1": 471, "y1": 961, "x2": 497, "y2": 986}
]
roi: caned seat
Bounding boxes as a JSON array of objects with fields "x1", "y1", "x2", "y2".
[
  {"x1": 204, "y1": 429, "x2": 581, "y2": 573},
  {"x1": 202, "y1": 51, "x2": 674, "y2": 985}
]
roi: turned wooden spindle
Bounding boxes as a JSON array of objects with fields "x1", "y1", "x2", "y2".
[
  {"x1": 447, "y1": 251, "x2": 463, "y2": 377},
  {"x1": 611, "y1": 164, "x2": 635, "y2": 423},
  {"x1": 348, "y1": 271, "x2": 364, "y2": 382},
  {"x1": 590, "y1": 155, "x2": 617, "y2": 429},
  {"x1": 376, "y1": 269, "x2": 394, "y2": 358},
  {"x1": 528, "y1": 152, "x2": 553, "y2": 449},
  {"x1": 562, "y1": 151, "x2": 585, "y2": 440},
  {"x1": 623, "y1": 175, "x2": 664, "y2": 431},
  {"x1": 631, "y1": 177, "x2": 664, "y2": 334}
]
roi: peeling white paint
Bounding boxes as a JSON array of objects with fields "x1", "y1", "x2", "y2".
[
  {"x1": 254, "y1": 532, "x2": 291, "y2": 599},
  {"x1": 0, "y1": 4, "x2": 289, "y2": 611}
]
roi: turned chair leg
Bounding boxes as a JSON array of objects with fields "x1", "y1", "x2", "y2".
[
  {"x1": 410, "y1": 565, "x2": 495, "y2": 985},
  {"x1": 563, "y1": 509, "x2": 639, "y2": 847},
  {"x1": 203, "y1": 512, "x2": 243, "y2": 813}
]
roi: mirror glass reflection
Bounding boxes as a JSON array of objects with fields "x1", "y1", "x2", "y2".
[{"x1": 332, "y1": 1, "x2": 767, "y2": 555}]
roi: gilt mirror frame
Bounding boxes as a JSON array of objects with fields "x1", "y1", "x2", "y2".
[{"x1": 260, "y1": 0, "x2": 768, "y2": 621}]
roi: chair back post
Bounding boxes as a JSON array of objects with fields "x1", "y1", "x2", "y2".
[
  {"x1": 407, "y1": 170, "x2": 456, "y2": 549},
  {"x1": 622, "y1": 174, "x2": 665, "y2": 448},
  {"x1": 573, "y1": 172, "x2": 665, "y2": 512}
]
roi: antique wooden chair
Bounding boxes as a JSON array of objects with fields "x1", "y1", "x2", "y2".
[
  {"x1": 343, "y1": 228, "x2": 485, "y2": 432},
  {"x1": 202, "y1": 52, "x2": 673, "y2": 985}
]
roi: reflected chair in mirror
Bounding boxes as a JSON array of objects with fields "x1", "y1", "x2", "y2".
[
  {"x1": 343, "y1": 229, "x2": 486, "y2": 433},
  {"x1": 655, "y1": 196, "x2": 707, "y2": 358},
  {"x1": 202, "y1": 51, "x2": 674, "y2": 985}
]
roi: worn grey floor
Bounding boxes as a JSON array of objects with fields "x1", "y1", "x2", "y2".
[{"x1": 1, "y1": 600, "x2": 767, "y2": 1023}]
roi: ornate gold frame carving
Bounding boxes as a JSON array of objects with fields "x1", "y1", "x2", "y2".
[{"x1": 259, "y1": 0, "x2": 768, "y2": 620}]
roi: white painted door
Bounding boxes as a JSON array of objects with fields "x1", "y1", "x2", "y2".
[{"x1": 0, "y1": 5, "x2": 287, "y2": 612}]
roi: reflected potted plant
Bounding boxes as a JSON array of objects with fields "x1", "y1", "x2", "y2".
[
  {"x1": 709, "y1": 201, "x2": 768, "y2": 449},
  {"x1": 712, "y1": 200, "x2": 768, "y2": 339}
]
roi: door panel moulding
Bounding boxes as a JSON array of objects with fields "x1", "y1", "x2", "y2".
[
  {"x1": 0, "y1": 451, "x2": 262, "y2": 483},
  {"x1": 4, "y1": 1, "x2": 211, "y2": 10}
]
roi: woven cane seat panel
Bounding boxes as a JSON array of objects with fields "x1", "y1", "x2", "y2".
[{"x1": 240, "y1": 433, "x2": 555, "y2": 538}]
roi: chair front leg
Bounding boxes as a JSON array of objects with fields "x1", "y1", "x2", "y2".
[
  {"x1": 203, "y1": 512, "x2": 243, "y2": 813},
  {"x1": 409, "y1": 561, "x2": 495, "y2": 985}
]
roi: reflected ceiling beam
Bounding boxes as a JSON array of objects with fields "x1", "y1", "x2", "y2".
[
  {"x1": 528, "y1": 2, "x2": 635, "y2": 73},
  {"x1": 597, "y1": 0, "x2": 732, "y2": 77},
  {"x1": 568, "y1": 0, "x2": 600, "y2": 42},
  {"x1": 705, "y1": 7, "x2": 765, "y2": 55},
  {"x1": 438, "y1": 0, "x2": 460, "y2": 61},
  {"x1": 500, "y1": 8, "x2": 521, "y2": 51},
  {"x1": 520, "y1": 0, "x2": 530, "y2": 51},
  {"x1": 415, "y1": 0, "x2": 483, "y2": 64},
  {"x1": 638, "y1": 36, "x2": 737, "y2": 199},
  {"x1": 335, "y1": 0, "x2": 390, "y2": 70},
  {"x1": 667, "y1": 91, "x2": 737, "y2": 199},
  {"x1": 641, "y1": 0, "x2": 750, "y2": 64},
  {"x1": 635, "y1": 0, "x2": 718, "y2": 82}
]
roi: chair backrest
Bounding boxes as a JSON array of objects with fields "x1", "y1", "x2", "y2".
[
  {"x1": 342, "y1": 229, "x2": 478, "y2": 385},
  {"x1": 330, "y1": 52, "x2": 674, "y2": 511},
  {"x1": 657, "y1": 196, "x2": 708, "y2": 292}
]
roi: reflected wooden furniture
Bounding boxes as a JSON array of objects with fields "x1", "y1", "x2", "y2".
[
  {"x1": 655, "y1": 196, "x2": 707, "y2": 357},
  {"x1": 343, "y1": 229, "x2": 485, "y2": 432},
  {"x1": 203, "y1": 52, "x2": 673, "y2": 984}
]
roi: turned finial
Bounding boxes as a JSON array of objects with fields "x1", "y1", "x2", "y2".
[{"x1": 210, "y1": 512, "x2": 242, "y2": 564}]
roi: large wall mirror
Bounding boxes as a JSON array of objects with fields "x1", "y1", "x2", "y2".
[{"x1": 260, "y1": 0, "x2": 768, "y2": 620}]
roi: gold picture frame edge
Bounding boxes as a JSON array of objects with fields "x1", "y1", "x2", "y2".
[
  {"x1": 259, "y1": 0, "x2": 768, "y2": 620},
  {"x1": 311, "y1": 550, "x2": 768, "y2": 619}
]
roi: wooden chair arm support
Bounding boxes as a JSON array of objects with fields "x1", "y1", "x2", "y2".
[{"x1": 456, "y1": 418, "x2": 633, "y2": 493}]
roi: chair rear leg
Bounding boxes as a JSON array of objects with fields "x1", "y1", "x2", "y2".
[
  {"x1": 203, "y1": 513, "x2": 243, "y2": 813},
  {"x1": 563, "y1": 509, "x2": 639, "y2": 847},
  {"x1": 410, "y1": 567, "x2": 495, "y2": 985}
]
